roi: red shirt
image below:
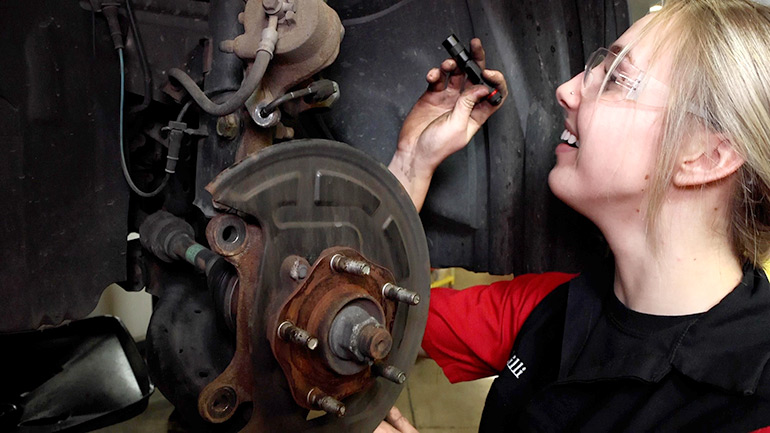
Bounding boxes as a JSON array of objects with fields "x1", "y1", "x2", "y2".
[{"x1": 421, "y1": 272, "x2": 577, "y2": 383}]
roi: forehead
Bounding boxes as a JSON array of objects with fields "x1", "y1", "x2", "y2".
[{"x1": 611, "y1": 13, "x2": 673, "y2": 80}]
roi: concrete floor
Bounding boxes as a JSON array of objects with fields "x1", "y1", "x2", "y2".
[{"x1": 393, "y1": 359, "x2": 494, "y2": 433}]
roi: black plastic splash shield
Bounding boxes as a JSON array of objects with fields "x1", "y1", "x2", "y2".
[{"x1": 0, "y1": 316, "x2": 153, "y2": 433}]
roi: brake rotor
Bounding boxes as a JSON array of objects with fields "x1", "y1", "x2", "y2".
[{"x1": 205, "y1": 139, "x2": 430, "y2": 432}]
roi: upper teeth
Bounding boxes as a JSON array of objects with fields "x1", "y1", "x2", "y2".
[{"x1": 561, "y1": 129, "x2": 580, "y2": 147}]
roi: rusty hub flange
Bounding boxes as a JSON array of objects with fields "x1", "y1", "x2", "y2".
[
  {"x1": 197, "y1": 213, "x2": 263, "y2": 424},
  {"x1": 268, "y1": 247, "x2": 397, "y2": 411}
]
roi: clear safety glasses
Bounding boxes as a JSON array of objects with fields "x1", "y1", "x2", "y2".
[{"x1": 582, "y1": 47, "x2": 669, "y2": 108}]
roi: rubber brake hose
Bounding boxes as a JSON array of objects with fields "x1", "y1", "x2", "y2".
[{"x1": 167, "y1": 15, "x2": 278, "y2": 116}]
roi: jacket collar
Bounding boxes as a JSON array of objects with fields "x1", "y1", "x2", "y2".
[
  {"x1": 559, "y1": 263, "x2": 770, "y2": 396},
  {"x1": 671, "y1": 266, "x2": 770, "y2": 396}
]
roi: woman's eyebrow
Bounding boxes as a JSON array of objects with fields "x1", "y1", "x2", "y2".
[{"x1": 609, "y1": 43, "x2": 635, "y2": 65}]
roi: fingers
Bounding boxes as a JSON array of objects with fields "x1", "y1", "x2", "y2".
[
  {"x1": 482, "y1": 69, "x2": 508, "y2": 100},
  {"x1": 425, "y1": 38, "x2": 504, "y2": 104},
  {"x1": 451, "y1": 84, "x2": 490, "y2": 122},
  {"x1": 373, "y1": 421, "x2": 400, "y2": 433},
  {"x1": 426, "y1": 67, "x2": 446, "y2": 92},
  {"x1": 385, "y1": 407, "x2": 420, "y2": 433},
  {"x1": 470, "y1": 38, "x2": 486, "y2": 70},
  {"x1": 426, "y1": 58, "x2": 463, "y2": 93},
  {"x1": 443, "y1": 59, "x2": 464, "y2": 91}
]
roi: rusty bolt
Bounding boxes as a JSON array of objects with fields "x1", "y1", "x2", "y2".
[
  {"x1": 219, "y1": 39, "x2": 235, "y2": 53},
  {"x1": 278, "y1": 321, "x2": 318, "y2": 350},
  {"x1": 307, "y1": 388, "x2": 346, "y2": 417},
  {"x1": 356, "y1": 324, "x2": 392, "y2": 361},
  {"x1": 206, "y1": 386, "x2": 237, "y2": 421},
  {"x1": 216, "y1": 114, "x2": 240, "y2": 140},
  {"x1": 382, "y1": 283, "x2": 420, "y2": 305},
  {"x1": 330, "y1": 254, "x2": 371, "y2": 276},
  {"x1": 372, "y1": 362, "x2": 407, "y2": 385},
  {"x1": 282, "y1": 9, "x2": 296, "y2": 24},
  {"x1": 274, "y1": 123, "x2": 295, "y2": 140},
  {"x1": 289, "y1": 259, "x2": 308, "y2": 281}
]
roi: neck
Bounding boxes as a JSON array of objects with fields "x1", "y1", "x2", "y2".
[{"x1": 596, "y1": 189, "x2": 743, "y2": 316}]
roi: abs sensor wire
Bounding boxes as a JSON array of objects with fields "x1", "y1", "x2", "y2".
[
  {"x1": 118, "y1": 48, "x2": 170, "y2": 198},
  {"x1": 103, "y1": 2, "x2": 169, "y2": 197},
  {"x1": 125, "y1": 0, "x2": 152, "y2": 114},
  {"x1": 104, "y1": 2, "x2": 196, "y2": 198}
]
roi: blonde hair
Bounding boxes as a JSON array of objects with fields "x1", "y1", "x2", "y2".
[{"x1": 612, "y1": 0, "x2": 770, "y2": 266}]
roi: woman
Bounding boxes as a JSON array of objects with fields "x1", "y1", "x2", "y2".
[{"x1": 380, "y1": 0, "x2": 770, "y2": 431}]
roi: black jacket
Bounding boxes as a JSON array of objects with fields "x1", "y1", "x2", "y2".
[{"x1": 479, "y1": 265, "x2": 770, "y2": 432}]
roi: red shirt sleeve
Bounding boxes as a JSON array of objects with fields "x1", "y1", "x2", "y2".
[{"x1": 421, "y1": 272, "x2": 577, "y2": 383}]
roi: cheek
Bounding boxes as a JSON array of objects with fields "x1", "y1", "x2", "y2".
[
  {"x1": 551, "y1": 105, "x2": 663, "y2": 201},
  {"x1": 581, "y1": 104, "x2": 663, "y2": 169}
]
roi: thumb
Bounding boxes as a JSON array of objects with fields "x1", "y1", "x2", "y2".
[{"x1": 450, "y1": 84, "x2": 490, "y2": 122}]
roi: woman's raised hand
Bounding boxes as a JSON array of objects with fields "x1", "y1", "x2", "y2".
[{"x1": 388, "y1": 38, "x2": 507, "y2": 211}]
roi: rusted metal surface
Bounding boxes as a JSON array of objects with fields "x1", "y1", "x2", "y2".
[
  {"x1": 203, "y1": 0, "x2": 344, "y2": 166},
  {"x1": 197, "y1": 213, "x2": 264, "y2": 424},
  {"x1": 223, "y1": 0, "x2": 343, "y2": 97},
  {"x1": 236, "y1": 113, "x2": 273, "y2": 160},
  {"x1": 268, "y1": 247, "x2": 398, "y2": 411},
  {"x1": 205, "y1": 139, "x2": 431, "y2": 432}
]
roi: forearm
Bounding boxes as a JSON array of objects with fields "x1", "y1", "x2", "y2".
[{"x1": 388, "y1": 148, "x2": 435, "y2": 213}]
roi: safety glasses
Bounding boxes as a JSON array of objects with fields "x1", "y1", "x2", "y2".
[{"x1": 582, "y1": 47, "x2": 670, "y2": 108}]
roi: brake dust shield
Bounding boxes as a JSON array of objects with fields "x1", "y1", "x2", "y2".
[{"x1": 204, "y1": 139, "x2": 431, "y2": 432}]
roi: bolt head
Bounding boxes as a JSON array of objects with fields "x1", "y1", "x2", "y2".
[
  {"x1": 216, "y1": 114, "x2": 240, "y2": 140},
  {"x1": 289, "y1": 259, "x2": 308, "y2": 281},
  {"x1": 263, "y1": 0, "x2": 280, "y2": 14}
]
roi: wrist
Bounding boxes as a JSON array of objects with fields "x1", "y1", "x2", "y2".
[
  {"x1": 390, "y1": 148, "x2": 435, "y2": 183},
  {"x1": 388, "y1": 149, "x2": 434, "y2": 212}
]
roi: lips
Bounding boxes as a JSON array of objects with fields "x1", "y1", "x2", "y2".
[{"x1": 560, "y1": 129, "x2": 580, "y2": 148}]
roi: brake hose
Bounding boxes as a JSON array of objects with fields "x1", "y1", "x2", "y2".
[{"x1": 167, "y1": 15, "x2": 279, "y2": 116}]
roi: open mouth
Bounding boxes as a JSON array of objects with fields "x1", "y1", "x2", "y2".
[{"x1": 560, "y1": 129, "x2": 580, "y2": 148}]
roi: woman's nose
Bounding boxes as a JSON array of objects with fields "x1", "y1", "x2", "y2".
[{"x1": 556, "y1": 73, "x2": 583, "y2": 111}]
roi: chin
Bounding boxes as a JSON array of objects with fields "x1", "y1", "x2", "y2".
[
  {"x1": 548, "y1": 168, "x2": 589, "y2": 215},
  {"x1": 547, "y1": 167, "x2": 570, "y2": 202}
]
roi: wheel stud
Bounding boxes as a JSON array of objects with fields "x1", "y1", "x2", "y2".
[
  {"x1": 307, "y1": 388, "x2": 346, "y2": 417},
  {"x1": 330, "y1": 254, "x2": 371, "y2": 276},
  {"x1": 382, "y1": 282, "x2": 420, "y2": 305},
  {"x1": 277, "y1": 321, "x2": 318, "y2": 350},
  {"x1": 372, "y1": 362, "x2": 407, "y2": 384}
]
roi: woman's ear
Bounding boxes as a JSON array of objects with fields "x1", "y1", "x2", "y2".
[{"x1": 673, "y1": 133, "x2": 744, "y2": 187}]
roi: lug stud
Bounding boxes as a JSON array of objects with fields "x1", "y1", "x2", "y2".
[
  {"x1": 330, "y1": 254, "x2": 371, "y2": 276},
  {"x1": 307, "y1": 388, "x2": 346, "y2": 417},
  {"x1": 382, "y1": 282, "x2": 420, "y2": 305},
  {"x1": 372, "y1": 362, "x2": 407, "y2": 384},
  {"x1": 277, "y1": 321, "x2": 318, "y2": 350}
]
